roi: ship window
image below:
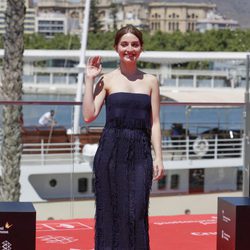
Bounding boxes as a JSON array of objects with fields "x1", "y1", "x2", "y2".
[
  {"x1": 92, "y1": 177, "x2": 95, "y2": 193},
  {"x1": 49, "y1": 179, "x2": 57, "y2": 187},
  {"x1": 171, "y1": 174, "x2": 179, "y2": 189},
  {"x1": 237, "y1": 169, "x2": 243, "y2": 191},
  {"x1": 78, "y1": 177, "x2": 88, "y2": 193},
  {"x1": 158, "y1": 175, "x2": 167, "y2": 190}
]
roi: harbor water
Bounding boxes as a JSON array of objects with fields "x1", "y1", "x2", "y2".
[{"x1": 0, "y1": 94, "x2": 244, "y2": 134}]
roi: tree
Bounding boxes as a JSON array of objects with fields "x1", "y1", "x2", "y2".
[
  {"x1": 89, "y1": 0, "x2": 102, "y2": 33},
  {"x1": 110, "y1": 2, "x2": 118, "y2": 31},
  {"x1": 24, "y1": 33, "x2": 48, "y2": 49},
  {"x1": 0, "y1": 0, "x2": 25, "y2": 201}
]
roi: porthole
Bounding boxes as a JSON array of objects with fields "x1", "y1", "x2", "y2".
[{"x1": 49, "y1": 179, "x2": 57, "y2": 187}]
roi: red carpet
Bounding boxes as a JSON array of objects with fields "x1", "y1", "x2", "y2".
[{"x1": 36, "y1": 214, "x2": 217, "y2": 250}]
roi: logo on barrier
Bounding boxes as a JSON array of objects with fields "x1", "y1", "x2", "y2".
[
  {"x1": 221, "y1": 230, "x2": 231, "y2": 241},
  {"x1": 37, "y1": 235, "x2": 78, "y2": 244},
  {"x1": 0, "y1": 223, "x2": 13, "y2": 235},
  {"x1": 222, "y1": 210, "x2": 231, "y2": 223},
  {"x1": 1, "y1": 240, "x2": 12, "y2": 250},
  {"x1": 4, "y1": 223, "x2": 12, "y2": 230}
]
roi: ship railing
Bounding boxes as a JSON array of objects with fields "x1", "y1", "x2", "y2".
[
  {"x1": 161, "y1": 136, "x2": 243, "y2": 161},
  {"x1": 21, "y1": 139, "x2": 82, "y2": 166},
  {"x1": 17, "y1": 136, "x2": 244, "y2": 166}
]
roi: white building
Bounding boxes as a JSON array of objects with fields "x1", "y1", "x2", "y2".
[
  {"x1": 36, "y1": 0, "x2": 84, "y2": 35},
  {"x1": 121, "y1": 1, "x2": 148, "y2": 30},
  {"x1": 0, "y1": 0, "x2": 35, "y2": 34},
  {"x1": 36, "y1": 12, "x2": 68, "y2": 38},
  {"x1": 24, "y1": 8, "x2": 36, "y2": 34},
  {"x1": 197, "y1": 11, "x2": 239, "y2": 33}
]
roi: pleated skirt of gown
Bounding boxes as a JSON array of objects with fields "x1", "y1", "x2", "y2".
[{"x1": 93, "y1": 92, "x2": 153, "y2": 250}]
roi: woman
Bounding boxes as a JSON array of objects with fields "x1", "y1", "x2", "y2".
[{"x1": 83, "y1": 24, "x2": 163, "y2": 250}]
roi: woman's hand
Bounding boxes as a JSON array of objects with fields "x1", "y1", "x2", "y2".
[
  {"x1": 153, "y1": 159, "x2": 164, "y2": 180},
  {"x1": 86, "y1": 56, "x2": 102, "y2": 79}
]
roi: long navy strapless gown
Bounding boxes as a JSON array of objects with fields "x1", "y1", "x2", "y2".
[{"x1": 93, "y1": 92, "x2": 153, "y2": 250}]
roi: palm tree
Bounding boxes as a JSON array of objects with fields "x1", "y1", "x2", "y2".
[{"x1": 0, "y1": 0, "x2": 25, "y2": 201}]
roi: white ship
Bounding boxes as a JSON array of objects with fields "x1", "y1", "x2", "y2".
[
  {"x1": 1, "y1": 117, "x2": 242, "y2": 202},
  {"x1": 0, "y1": 47, "x2": 248, "y2": 202},
  {"x1": 0, "y1": 48, "x2": 248, "y2": 202}
]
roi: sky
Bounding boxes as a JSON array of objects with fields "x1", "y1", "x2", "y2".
[{"x1": 33, "y1": 0, "x2": 81, "y2": 3}]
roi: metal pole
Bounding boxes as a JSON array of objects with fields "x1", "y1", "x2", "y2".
[
  {"x1": 243, "y1": 54, "x2": 250, "y2": 196},
  {"x1": 73, "y1": 0, "x2": 91, "y2": 134}
]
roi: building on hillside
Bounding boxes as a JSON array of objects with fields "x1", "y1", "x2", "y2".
[
  {"x1": 120, "y1": 1, "x2": 149, "y2": 30},
  {"x1": 148, "y1": 2, "x2": 216, "y2": 33},
  {"x1": 36, "y1": 0, "x2": 84, "y2": 35},
  {"x1": 36, "y1": 0, "x2": 120, "y2": 33},
  {"x1": 25, "y1": 8, "x2": 36, "y2": 34},
  {"x1": 0, "y1": 0, "x2": 35, "y2": 34},
  {"x1": 35, "y1": 0, "x2": 240, "y2": 35},
  {"x1": 196, "y1": 11, "x2": 239, "y2": 32},
  {"x1": 94, "y1": 0, "x2": 115, "y2": 31},
  {"x1": 36, "y1": 12, "x2": 68, "y2": 38},
  {"x1": 97, "y1": 0, "x2": 149, "y2": 31}
]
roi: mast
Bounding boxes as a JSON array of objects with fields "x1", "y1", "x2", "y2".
[
  {"x1": 243, "y1": 54, "x2": 250, "y2": 196},
  {"x1": 73, "y1": 0, "x2": 91, "y2": 134}
]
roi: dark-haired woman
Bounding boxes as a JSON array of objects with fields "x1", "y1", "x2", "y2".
[{"x1": 83, "y1": 24, "x2": 163, "y2": 249}]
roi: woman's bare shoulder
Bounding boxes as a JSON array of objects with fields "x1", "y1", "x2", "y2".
[
  {"x1": 142, "y1": 72, "x2": 158, "y2": 88},
  {"x1": 143, "y1": 72, "x2": 158, "y2": 81},
  {"x1": 98, "y1": 69, "x2": 120, "y2": 92},
  {"x1": 100, "y1": 69, "x2": 119, "y2": 82}
]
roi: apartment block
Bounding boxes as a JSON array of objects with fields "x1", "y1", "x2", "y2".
[
  {"x1": 36, "y1": 0, "x2": 84, "y2": 35},
  {"x1": 0, "y1": 0, "x2": 35, "y2": 34},
  {"x1": 196, "y1": 11, "x2": 239, "y2": 33},
  {"x1": 36, "y1": 12, "x2": 68, "y2": 38}
]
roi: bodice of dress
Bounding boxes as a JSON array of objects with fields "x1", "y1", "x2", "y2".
[{"x1": 104, "y1": 92, "x2": 152, "y2": 133}]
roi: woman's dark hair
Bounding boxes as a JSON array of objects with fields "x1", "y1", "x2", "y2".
[{"x1": 114, "y1": 24, "x2": 143, "y2": 47}]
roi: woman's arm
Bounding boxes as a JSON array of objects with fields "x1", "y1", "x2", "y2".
[
  {"x1": 150, "y1": 76, "x2": 164, "y2": 180},
  {"x1": 83, "y1": 56, "x2": 106, "y2": 123}
]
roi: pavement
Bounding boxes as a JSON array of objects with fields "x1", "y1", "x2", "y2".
[{"x1": 33, "y1": 191, "x2": 242, "y2": 220}]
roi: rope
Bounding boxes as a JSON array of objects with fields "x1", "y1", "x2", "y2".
[{"x1": 46, "y1": 120, "x2": 55, "y2": 154}]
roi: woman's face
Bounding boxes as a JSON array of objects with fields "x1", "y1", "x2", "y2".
[{"x1": 115, "y1": 32, "x2": 142, "y2": 63}]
